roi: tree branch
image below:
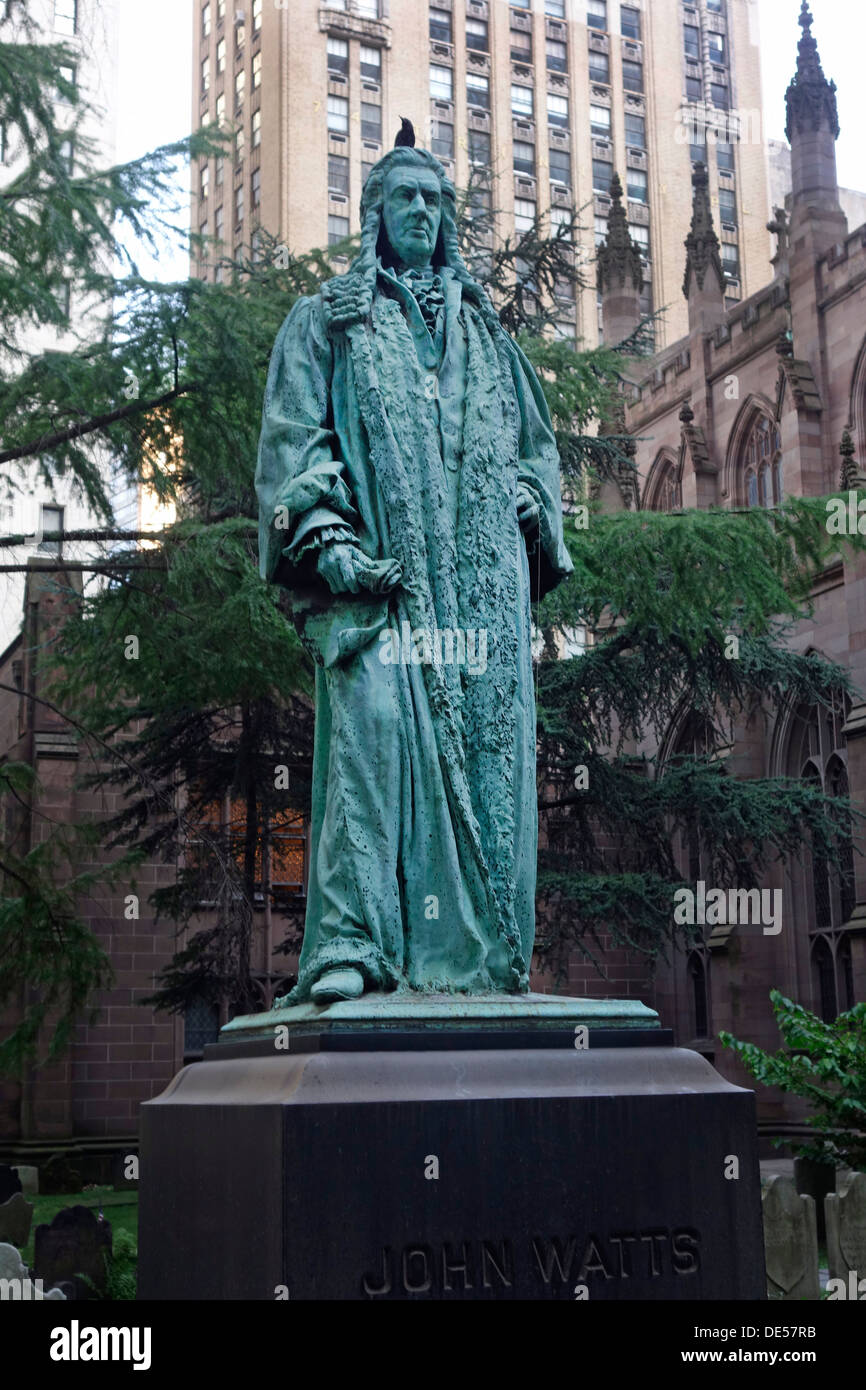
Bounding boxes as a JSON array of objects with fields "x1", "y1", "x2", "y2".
[{"x1": 0, "y1": 382, "x2": 198, "y2": 466}]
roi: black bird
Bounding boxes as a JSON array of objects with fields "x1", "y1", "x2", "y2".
[{"x1": 394, "y1": 117, "x2": 416, "y2": 148}]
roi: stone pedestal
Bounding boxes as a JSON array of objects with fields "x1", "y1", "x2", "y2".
[{"x1": 138, "y1": 995, "x2": 765, "y2": 1300}]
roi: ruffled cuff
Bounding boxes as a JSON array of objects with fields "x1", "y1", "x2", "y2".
[{"x1": 285, "y1": 522, "x2": 359, "y2": 564}]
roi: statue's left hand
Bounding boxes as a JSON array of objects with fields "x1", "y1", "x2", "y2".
[{"x1": 517, "y1": 484, "x2": 541, "y2": 533}]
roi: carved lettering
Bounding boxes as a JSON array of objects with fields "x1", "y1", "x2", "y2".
[{"x1": 480, "y1": 1240, "x2": 513, "y2": 1289}]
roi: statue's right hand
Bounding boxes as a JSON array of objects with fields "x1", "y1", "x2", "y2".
[{"x1": 316, "y1": 543, "x2": 402, "y2": 596}]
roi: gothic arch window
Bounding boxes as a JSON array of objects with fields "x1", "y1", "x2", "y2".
[
  {"x1": 742, "y1": 413, "x2": 782, "y2": 509},
  {"x1": 688, "y1": 950, "x2": 711, "y2": 1038},
  {"x1": 645, "y1": 454, "x2": 682, "y2": 512},
  {"x1": 786, "y1": 694, "x2": 856, "y2": 1018}
]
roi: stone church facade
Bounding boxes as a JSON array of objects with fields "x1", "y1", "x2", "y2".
[{"x1": 590, "y1": 1, "x2": 866, "y2": 1146}]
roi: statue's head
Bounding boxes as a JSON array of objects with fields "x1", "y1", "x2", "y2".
[
  {"x1": 324, "y1": 124, "x2": 499, "y2": 333},
  {"x1": 360, "y1": 145, "x2": 454, "y2": 271}
]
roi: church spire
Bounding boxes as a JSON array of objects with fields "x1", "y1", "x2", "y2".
[
  {"x1": 682, "y1": 162, "x2": 725, "y2": 301},
  {"x1": 785, "y1": 1, "x2": 839, "y2": 141},
  {"x1": 597, "y1": 173, "x2": 643, "y2": 345}
]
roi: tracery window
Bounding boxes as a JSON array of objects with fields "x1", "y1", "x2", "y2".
[{"x1": 742, "y1": 414, "x2": 782, "y2": 508}]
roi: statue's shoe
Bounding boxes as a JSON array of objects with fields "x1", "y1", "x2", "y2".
[{"x1": 310, "y1": 968, "x2": 365, "y2": 1004}]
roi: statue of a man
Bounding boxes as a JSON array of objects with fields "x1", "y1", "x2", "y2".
[{"x1": 255, "y1": 128, "x2": 572, "y2": 1004}]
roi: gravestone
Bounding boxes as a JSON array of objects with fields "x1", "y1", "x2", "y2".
[
  {"x1": 0, "y1": 1193, "x2": 34, "y2": 1249},
  {"x1": 0, "y1": 1243, "x2": 66, "y2": 1300},
  {"x1": 794, "y1": 1156, "x2": 835, "y2": 1242},
  {"x1": 15, "y1": 1166, "x2": 38, "y2": 1197},
  {"x1": 825, "y1": 1171, "x2": 866, "y2": 1292},
  {"x1": 34, "y1": 1206, "x2": 112, "y2": 1300},
  {"x1": 0, "y1": 1165, "x2": 22, "y2": 1205},
  {"x1": 762, "y1": 1175, "x2": 819, "y2": 1300}
]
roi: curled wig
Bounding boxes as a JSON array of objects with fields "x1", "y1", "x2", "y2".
[{"x1": 321, "y1": 146, "x2": 499, "y2": 333}]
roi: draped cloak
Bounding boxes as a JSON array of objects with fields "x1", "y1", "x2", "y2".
[{"x1": 255, "y1": 261, "x2": 572, "y2": 999}]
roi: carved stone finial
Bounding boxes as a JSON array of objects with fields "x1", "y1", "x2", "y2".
[
  {"x1": 785, "y1": 1, "x2": 839, "y2": 141},
  {"x1": 597, "y1": 172, "x2": 644, "y2": 293},
  {"x1": 679, "y1": 402, "x2": 694, "y2": 425},
  {"x1": 840, "y1": 428, "x2": 859, "y2": 489},
  {"x1": 683, "y1": 163, "x2": 725, "y2": 299}
]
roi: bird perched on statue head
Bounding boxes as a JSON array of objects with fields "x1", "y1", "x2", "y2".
[{"x1": 394, "y1": 118, "x2": 416, "y2": 148}]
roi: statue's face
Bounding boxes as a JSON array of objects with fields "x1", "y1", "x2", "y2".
[{"x1": 381, "y1": 165, "x2": 442, "y2": 269}]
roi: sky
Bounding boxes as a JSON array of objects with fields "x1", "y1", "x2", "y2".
[{"x1": 112, "y1": 0, "x2": 864, "y2": 282}]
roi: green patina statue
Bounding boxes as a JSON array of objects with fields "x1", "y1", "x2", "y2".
[{"x1": 255, "y1": 125, "x2": 572, "y2": 1005}]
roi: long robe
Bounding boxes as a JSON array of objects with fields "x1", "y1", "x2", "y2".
[{"x1": 255, "y1": 261, "x2": 572, "y2": 999}]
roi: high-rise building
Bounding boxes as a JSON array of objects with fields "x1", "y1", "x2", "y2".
[
  {"x1": 191, "y1": 0, "x2": 772, "y2": 350},
  {"x1": 0, "y1": 0, "x2": 121, "y2": 654}
]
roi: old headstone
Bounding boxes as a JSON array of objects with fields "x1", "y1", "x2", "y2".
[
  {"x1": 14, "y1": 1166, "x2": 39, "y2": 1197},
  {"x1": 762, "y1": 1174, "x2": 820, "y2": 1300},
  {"x1": 0, "y1": 1242, "x2": 66, "y2": 1300},
  {"x1": 33, "y1": 1206, "x2": 112, "y2": 1300},
  {"x1": 794, "y1": 1155, "x2": 835, "y2": 1242},
  {"x1": 0, "y1": 1193, "x2": 34, "y2": 1249},
  {"x1": 825, "y1": 1171, "x2": 866, "y2": 1296},
  {"x1": 0, "y1": 1164, "x2": 22, "y2": 1205}
]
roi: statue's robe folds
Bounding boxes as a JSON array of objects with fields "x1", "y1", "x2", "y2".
[{"x1": 256, "y1": 263, "x2": 572, "y2": 999}]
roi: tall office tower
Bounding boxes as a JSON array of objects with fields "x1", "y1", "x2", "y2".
[
  {"x1": 191, "y1": 0, "x2": 772, "y2": 351},
  {"x1": 0, "y1": 0, "x2": 121, "y2": 653}
]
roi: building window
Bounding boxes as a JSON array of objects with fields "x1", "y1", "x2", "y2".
[
  {"x1": 624, "y1": 112, "x2": 645, "y2": 148},
  {"x1": 629, "y1": 222, "x2": 650, "y2": 258},
  {"x1": 203, "y1": 3, "x2": 211, "y2": 38},
  {"x1": 430, "y1": 63, "x2": 453, "y2": 101},
  {"x1": 327, "y1": 37, "x2": 349, "y2": 74},
  {"x1": 510, "y1": 24, "x2": 532, "y2": 63},
  {"x1": 360, "y1": 101, "x2": 382, "y2": 142},
  {"x1": 513, "y1": 139, "x2": 535, "y2": 175},
  {"x1": 201, "y1": 55, "x2": 211, "y2": 95},
  {"x1": 183, "y1": 997, "x2": 220, "y2": 1058},
  {"x1": 235, "y1": 183, "x2": 243, "y2": 227},
  {"x1": 327, "y1": 95, "x2": 349, "y2": 134},
  {"x1": 235, "y1": 69, "x2": 245, "y2": 105},
  {"x1": 621, "y1": 4, "x2": 641, "y2": 39},
  {"x1": 253, "y1": 0, "x2": 262, "y2": 32},
  {"x1": 689, "y1": 126, "x2": 707, "y2": 165},
  {"x1": 511, "y1": 83, "x2": 533, "y2": 118},
  {"x1": 547, "y1": 93, "x2": 569, "y2": 129},
  {"x1": 252, "y1": 108, "x2": 261, "y2": 146},
  {"x1": 592, "y1": 157, "x2": 612, "y2": 193},
  {"x1": 594, "y1": 213, "x2": 608, "y2": 247},
  {"x1": 622, "y1": 59, "x2": 643, "y2": 93},
  {"x1": 514, "y1": 199, "x2": 536, "y2": 233},
  {"x1": 252, "y1": 51, "x2": 261, "y2": 89},
  {"x1": 742, "y1": 415, "x2": 782, "y2": 508},
  {"x1": 216, "y1": 92, "x2": 226, "y2": 123},
  {"x1": 429, "y1": 5, "x2": 452, "y2": 43},
  {"x1": 466, "y1": 18, "x2": 488, "y2": 52},
  {"x1": 688, "y1": 953, "x2": 710, "y2": 1038},
  {"x1": 546, "y1": 39, "x2": 568, "y2": 73},
  {"x1": 217, "y1": 0, "x2": 226, "y2": 17},
  {"x1": 57, "y1": 63, "x2": 76, "y2": 103},
  {"x1": 328, "y1": 152, "x2": 349, "y2": 195},
  {"x1": 550, "y1": 206, "x2": 572, "y2": 240},
  {"x1": 217, "y1": 36, "x2": 226, "y2": 73},
  {"x1": 54, "y1": 0, "x2": 76, "y2": 35},
  {"x1": 708, "y1": 33, "x2": 726, "y2": 65},
  {"x1": 251, "y1": 167, "x2": 261, "y2": 208},
  {"x1": 39, "y1": 504, "x2": 64, "y2": 555},
  {"x1": 684, "y1": 24, "x2": 700, "y2": 60},
  {"x1": 588, "y1": 51, "x2": 610, "y2": 84},
  {"x1": 328, "y1": 214, "x2": 350, "y2": 246},
  {"x1": 590, "y1": 103, "x2": 611, "y2": 138},
  {"x1": 686, "y1": 76, "x2": 702, "y2": 101},
  {"x1": 721, "y1": 242, "x2": 739, "y2": 278},
  {"x1": 649, "y1": 459, "x2": 681, "y2": 513},
  {"x1": 355, "y1": 0, "x2": 379, "y2": 15},
  {"x1": 717, "y1": 140, "x2": 735, "y2": 172},
  {"x1": 718, "y1": 187, "x2": 737, "y2": 226},
  {"x1": 200, "y1": 162, "x2": 210, "y2": 200},
  {"x1": 587, "y1": 0, "x2": 607, "y2": 30},
  {"x1": 360, "y1": 45, "x2": 381, "y2": 80},
  {"x1": 468, "y1": 127, "x2": 491, "y2": 166},
  {"x1": 549, "y1": 147, "x2": 571, "y2": 186},
  {"x1": 467, "y1": 72, "x2": 490, "y2": 110},
  {"x1": 626, "y1": 168, "x2": 647, "y2": 202},
  {"x1": 707, "y1": 0, "x2": 723, "y2": 10},
  {"x1": 59, "y1": 137, "x2": 74, "y2": 173},
  {"x1": 710, "y1": 83, "x2": 729, "y2": 110},
  {"x1": 545, "y1": 0, "x2": 565, "y2": 15},
  {"x1": 430, "y1": 119, "x2": 454, "y2": 158}
]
